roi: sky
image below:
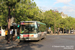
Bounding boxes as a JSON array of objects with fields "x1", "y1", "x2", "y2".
[{"x1": 34, "y1": 0, "x2": 75, "y2": 18}]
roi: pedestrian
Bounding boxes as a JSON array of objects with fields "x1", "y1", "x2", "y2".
[
  {"x1": 17, "y1": 28, "x2": 20, "y2": 39},
  {"x1": 12, "y1": 29, "x2": 15, "y2": 41},
  {"x1": 5, "y1": 28, "x2": 8, "y2": 40},
  {"x1": 10, "y1": 29, "x2": 13, "y2": 40}
]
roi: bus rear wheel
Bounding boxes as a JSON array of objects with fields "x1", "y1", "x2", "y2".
[{"x1": 43, "y1": 34, "x2": 46, "y2": 39}]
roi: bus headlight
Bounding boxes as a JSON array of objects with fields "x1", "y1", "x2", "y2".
[
  {"x1": 34, "y1": 34, "x2": 38, "y2": 38},
  {"x1": 20, "y1": 35, "x2": 23, "y2": 38}
]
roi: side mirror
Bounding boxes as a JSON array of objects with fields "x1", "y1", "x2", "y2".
[{"x1": 17, "y1": 25, "x2": 20, "y2": 27}]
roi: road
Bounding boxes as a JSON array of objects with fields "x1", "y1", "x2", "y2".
[{"x1": 9, "y1": 35, "x2": 75, "y2": 50}]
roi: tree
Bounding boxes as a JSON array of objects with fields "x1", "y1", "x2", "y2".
[
  {"x1": 0, "y1": 0, "x2": 20, "y2": 43},
  {"x1": 42, "y1": 10, "x2": 62, "y2": 33}
]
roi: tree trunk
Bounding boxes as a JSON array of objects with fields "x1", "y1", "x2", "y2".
[
  {"x1": 69, "y1": 29, "x2": 70, "y2": 34},
  {"x1": 7, "y1": 6, "x2": 11, "y2": 43},
  {"x1": 58, "y1": 28, "x2": 60, "y2": 34},
  {"x1": 63, "y1": 28, "x2": 64, "y2": 34},
  {"x1": 73, "y1": 29, "x2": 74, "y2": 34},
  {"x1": 54, "y1": 23, "x2": 56, "y2": 34}
]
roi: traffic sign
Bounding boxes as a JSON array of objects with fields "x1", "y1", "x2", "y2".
[{"x1": 49, "y1": 27, "x2": 50, "y2": 29}]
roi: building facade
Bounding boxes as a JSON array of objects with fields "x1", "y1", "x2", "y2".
[{"x1": 61, "y1": 12, "x2": 68, "y2": 18}]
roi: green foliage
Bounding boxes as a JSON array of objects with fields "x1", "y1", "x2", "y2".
[
  {"x1": 0, "y1": 0, "x2": 75, "y2": 33},
  {"x1": 5, "y1": 0, "x2": 20, "y2": 7},
  {"x1": 0, "y1": 0, "x2": 20, "y2": 26}
]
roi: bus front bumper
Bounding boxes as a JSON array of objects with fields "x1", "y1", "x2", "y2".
[{"x1": 20, "y1": 37, "x2": 39, "y2": 41}]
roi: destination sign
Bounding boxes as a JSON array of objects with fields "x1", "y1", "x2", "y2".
[{"x1": 21, "y1": 22, "x2": 35, "y2": 25}]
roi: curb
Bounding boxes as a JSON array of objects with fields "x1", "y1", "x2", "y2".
[{"x1": 47, "y1": 34, "x2": 75, "y2": 35}]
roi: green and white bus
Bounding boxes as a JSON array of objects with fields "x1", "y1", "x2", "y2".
[{"x1": 20, "y1": 21, "x2": 47, "y2": 41}]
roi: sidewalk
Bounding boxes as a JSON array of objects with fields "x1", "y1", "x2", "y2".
[
  {"x1": 0, "y1": 36, "x2": 5, "y2": 40},
  {"x1": 0, "y1": 36, "x2": 20, "y2": 50},
  {"x1": 47, "y1": 33, "x2": 75, "y2": 35}
]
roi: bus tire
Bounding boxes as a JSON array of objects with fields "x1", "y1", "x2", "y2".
[
  {"x1": 44, "y1": 34, "x2": 46, "y2": 39},
  {"x1": 38, "y1": 37, "x2": 42, "y2": 41}
]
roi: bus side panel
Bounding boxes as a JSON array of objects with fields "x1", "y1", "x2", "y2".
[{"x1": 38, "y1": 32, "x2": 44, "y2": 40}]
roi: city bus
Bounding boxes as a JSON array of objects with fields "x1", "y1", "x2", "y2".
[{"x1": 19, "y1": 21, "x2": 47, "y2": 41}]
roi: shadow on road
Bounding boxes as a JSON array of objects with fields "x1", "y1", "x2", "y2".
[{"x1": 9, "y1": 40, "x2": 43, "y2": 50}]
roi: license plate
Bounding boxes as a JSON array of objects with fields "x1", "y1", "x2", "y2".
[
  {"x1": 23, "y1": 35, "x2": 28, "y2": 37},
  {"x1": 26, "y1": 39, "x2": 31, "y2": 40}
]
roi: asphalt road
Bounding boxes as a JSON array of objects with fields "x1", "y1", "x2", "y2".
[{"x1": 9, "y1": 35, "x2": 75, "y2": 50}]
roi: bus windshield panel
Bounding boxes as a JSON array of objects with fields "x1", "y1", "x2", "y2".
[{"x1": 20, "y1": 22, "x2": 37, "y2": 34}]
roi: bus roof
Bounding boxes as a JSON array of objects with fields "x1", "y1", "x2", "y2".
[
  {"x1": 20, "y1": 21, "x2": 46, "y2": 25},
  {"x1": 37, "y1": 21, "x2": 46, "y2": 25},
  {"x1": 21, "y1": 21, "x2": 37, "y2": 22}
]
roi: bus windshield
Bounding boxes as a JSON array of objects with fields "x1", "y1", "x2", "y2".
[{"x1": 20, "y1": 22, "x2": 36, "y2": 34}]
